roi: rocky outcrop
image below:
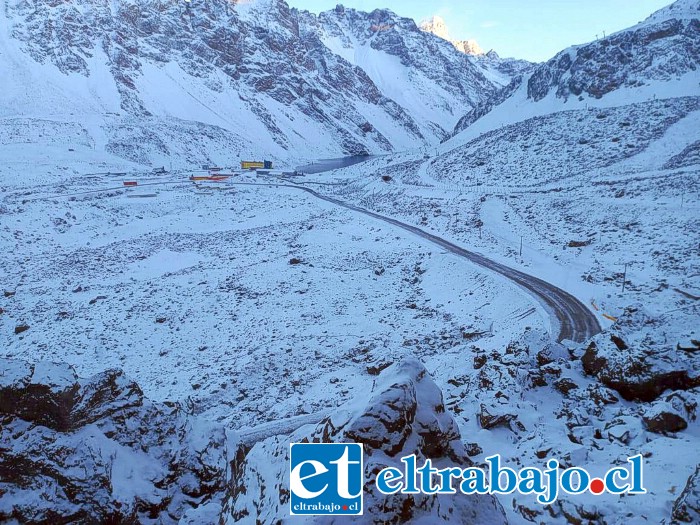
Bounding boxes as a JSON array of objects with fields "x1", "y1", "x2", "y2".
[
  {"x1": 673, "y1": 465, "x2": 700, "y2": 523},
  {"x1": 0, "y1": 358, "x2": 227, "y2": 524},
  {"x1": 220, "y1": 359, "x2": 508, "y2": 524},
  {"x1": 643, "y1": 388, "x2": 699, "y2": 433},
  {"x1": 581, "y1": 306, "x2": 700, "y2": 401},
  {"x1": 527, "y1": 1, "x2": 700, "y2": 101}
]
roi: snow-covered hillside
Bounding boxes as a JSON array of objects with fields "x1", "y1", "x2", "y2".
[
  {"x1": 450, "y1": 0, "x2": 700, "y2": 138},
  {"x1": 0, "y1": 0, "x2": 511, "y2": 168},
  {"x1": 1, "y1": 0, "x2": 699, "y2": 524}
]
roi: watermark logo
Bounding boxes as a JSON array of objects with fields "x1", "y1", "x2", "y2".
[
  {"x1": 289, "y1": 443, "x2": 363, "y2": 516},
  {"x1": 376, "y1": 453, "x2": 646, "y2": 505}
]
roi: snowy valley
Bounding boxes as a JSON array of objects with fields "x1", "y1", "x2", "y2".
[{"x1": 1, "y1": 0, "x2": 699, "y2": 524}]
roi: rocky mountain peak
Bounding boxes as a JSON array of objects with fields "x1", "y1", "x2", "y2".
[
  {"x1": 420, "y1": 15, "x2": 450, "y2": 40},
  {"x1": 419, "y1": 14, "x2": 485, "y2": 55}
]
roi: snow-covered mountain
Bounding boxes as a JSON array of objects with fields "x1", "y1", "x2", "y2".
[
  {"x1": 2, "y1": 1, "x2": 699, "y2": 524},
  {"x1": 451, "y1": 0, "x2": 700, "y2": 137},
  {"x1": 0, "y1": 0, "x2": 516, "y2": 168},
  {"x1": 300, "y1": 6, "x2": 503, "y2": 134},
  {"x1": 420, "y1": 15, "x2": 484, "y2": 55},
  {"x1": 418, "y1": 14, "x2": 533, "y2": 87}
]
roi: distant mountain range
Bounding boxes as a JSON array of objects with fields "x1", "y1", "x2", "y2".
[
  {"x1": 0, "y1": 0, "x2": 697, "y2": 168},
  {"x1": 0, "y1": 0, "x2": 525, "y2": 167}
]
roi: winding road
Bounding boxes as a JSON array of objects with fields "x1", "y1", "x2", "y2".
[
  {"x1": 19, "y1": 176, "x2": 602, "y2": 343},
  {"x1": 231, "y1": 181, "x2": 602, "y2": 343}
]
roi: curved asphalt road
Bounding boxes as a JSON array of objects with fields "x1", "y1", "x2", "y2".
[
  {"x1": 25, "y1": 178, "x2": 601, "y2": 343},
  {"x1": 231, "y1": 181, "x2": 602, "y2": 343}
]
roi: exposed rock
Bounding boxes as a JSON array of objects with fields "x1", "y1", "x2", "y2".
[
  {"x1": 644, "y1": 409, "x2": 688, "y2": 433},
  {"x1": 0, "y1": 360, "x2": 79, "y2": 431},
  {"x1": 14, "y1": 324, "x2": 30, "y2": 335},
  {"x1": 478, "y1": 403, "x2": 519, "y2": 431},
  {"x1": 366, "y1": 360, "x2": 393, "y2": 376},
  {"x1": 581, "y1": 306, "x2": 700, "y2": 401},
  {"x1": 554, "y1": 377, "x2": 580, "y2": 396},
  {"x1": 536, "y1": 347, "x2": 555, "y2": 366},
  {"x1": 567, "y1": 239, "x2": 592, "y2": 248},
  {"x1": 527, "y1": 3, "x2": 700, "y2": 101},
  {"x1": 221, "y1": 359, "x2": 508, "y2": 524},
  {"x1": 465, "y1": 442, "x2": 483, "y2": 457},
  {"x1": 673, "y1": 465, "x2": 700, "y2": 523},
  {"x1": 643, "y1": 401, "x2": 689, "y2": 433},
  {"x1": 0, "y1": 358, "x2": 227, "y2": 524},
  {"x1": 604, "y1": 416, "x2": 642, "y2": 445}
]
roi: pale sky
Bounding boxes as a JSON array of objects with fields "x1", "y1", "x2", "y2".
[{"x1": 285, "y1": 0, "x2": 673, "y2": 62}]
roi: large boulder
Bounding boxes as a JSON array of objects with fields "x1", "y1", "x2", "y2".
[
  {"x1": 0, "y1": 360, "x2": 80, "y2": 431},
  {"x1": 581, "y1": 306, "x2": 700, "y2": 401},
  {"x1": 221, "y1": 358, "x2": 508, "y2": 524}
]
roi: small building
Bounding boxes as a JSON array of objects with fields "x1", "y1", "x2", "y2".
[{"x1": 241, "y1": 160, "x2": 273, "y2": 170}]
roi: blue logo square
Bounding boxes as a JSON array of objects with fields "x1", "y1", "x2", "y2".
[{"x1": 289, "y1": 443, "x2": 364, "y2": 516}]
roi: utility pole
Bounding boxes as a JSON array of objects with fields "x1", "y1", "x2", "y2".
[
  {"x1": 621, "y1": 263, "x2": 628, "y2": 293},
  {"x1": 519, "y1": 236, "x2": 523, "y2": 258}
]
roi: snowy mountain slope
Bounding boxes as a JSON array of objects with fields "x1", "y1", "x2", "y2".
[
  {"x1": 296, "y1": 5, "x2": 503, "y2": 135},
  {"x1": 525, "y1": 0, "x2": 700, "y2": 103},
  {"x1": 0, "y1": 0, "x2": 507, "y2": 168},
  {"x1": 418, "y1": 15, "x2": 533, "y2": 88},
  {"x1": 449, "y1": 0, "x2": 700, "y2": 139}
]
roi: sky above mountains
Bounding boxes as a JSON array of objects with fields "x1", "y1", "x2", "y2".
[{"x1": 286, "y1": 0, "x2": 673, "y2": 61}]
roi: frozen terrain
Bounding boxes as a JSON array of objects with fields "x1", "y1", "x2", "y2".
[{"x1": 1, "y1": 0, "x2": 699, "y2": 524}]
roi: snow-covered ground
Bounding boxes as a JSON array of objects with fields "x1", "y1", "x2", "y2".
[
  {"x1": 1, "y1": 156, "x2": 546, "y2": 430},
  {"x1": 1, "y1": 0, "x2": 699, "y2": 523},
  {"x1": 288, "y1": 60, "x2": 700, "y2": 524}
]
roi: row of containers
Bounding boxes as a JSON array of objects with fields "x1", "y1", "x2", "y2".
[
  {"x1": 190, "y1": 160, "x2": 275, "y2": 181},
  {"x1": 122, "y1": 160, "x2": 283, "y2": 186}
]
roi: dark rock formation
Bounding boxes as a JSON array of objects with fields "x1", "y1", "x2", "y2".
[
  {"x1": 581, "y1": 306, "x2": 700, "y2": 401},
  {"x1": 0, "y1": 358, "x2": 227, "y2": 524}
]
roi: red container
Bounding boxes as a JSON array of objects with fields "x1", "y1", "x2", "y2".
[{"x1": 123, "y1": 181, "x2": 138, "y2": 186}]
